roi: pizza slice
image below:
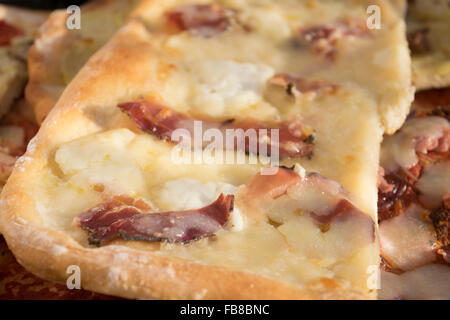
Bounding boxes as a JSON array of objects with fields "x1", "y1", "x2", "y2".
[
  {"x1": 26, "y1": 0, "x2": 139, "y2": 124},
  {"x1": 0, "y1": 0, "x2": 412, "y2": 299},
  {"x1": 0, "y1": 5, "x2": 47, "y2": 119},
  {"x1": 407, "y1": 0, "x2": 450, "y2": 90},
  {"x1": 378, "y1": 87, "x2": 450, "y2": 299}
]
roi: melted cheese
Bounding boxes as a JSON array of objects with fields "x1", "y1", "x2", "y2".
[
  {"x1": 381, "y1": 116, "x2": 450, "y2": 172},
  {"x1": 154, "y1": 178, "x2": 244, "y2": 231},
  {"x1": 379, "y1": 205, "x2": 436, "y2": 271},
  {"x1": 185, "y1": 60, "x2": 275, "y2": 117},
  {"x1": 41, "y1": 127, "x2": 377, "y2": 293},
  {"x1": 416, "y1": 162, "x2": 450, "y2": 209},
  {"x1": 238, "y1": 6, "x2": 291, "y2": 41},
  {"x1": 380, "y1": 264, "x2": 450, "y2": 300}
]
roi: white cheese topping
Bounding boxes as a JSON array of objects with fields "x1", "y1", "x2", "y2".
[
  {"x1": 239, "y1": 7, "x2": 291, "y2": 41},
  {"x1": 416, "y1": 161, "x2": 450, "y2": 209},
  {"x1": 55, "y1": 129, "x2": 146, "y2": 196},
  {"x1": 381, "y1": 116, "x2": 450, "y2": 172},
  {"x1": 379, "y1": 204, "x2": 436, "y2": 271},
  {"x1": 155, "y1": 178, "x2": 244, "y2": 231},
  {"x1": 186, "y1": 60, "x2": 275, "y2": 117}
]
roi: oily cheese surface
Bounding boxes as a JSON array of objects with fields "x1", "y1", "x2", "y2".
[
  {"x1": 26, "y1": 0, "x2": 138, "y2": 124},
  {"x1": 0, "y1": 0, "x2": 413, "y2": 299}
]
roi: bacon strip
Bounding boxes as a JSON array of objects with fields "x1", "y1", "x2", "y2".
[
  {"x1": 118, "y1": 101, "x2": 314, "y2": 158},
  {"x1": 79, "y1": 194, "x2": 233, "y2": 246},
  {"x1": 295, "y1": 19, "x2": 370, "y2": 59},
  {"x1": 0, "y1": 20, "x2": 23, "y2": 46},
  {"x1": 165, "y1": 4, "x2": 231, "y2": 37}
]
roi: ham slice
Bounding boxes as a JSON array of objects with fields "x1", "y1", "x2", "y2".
[
  {"x1": 0, "y1": 20, "x2": 23, "y2": 46},
  {"x1": 78, "y1": 194, "x2": 233, "y2": 246},
  {"x1": 118, "y1": 101, "x2": 314, "y2": 158},
  {"x1": 295, "y1": 19, "x2": 370, "y2": 59},
  {"x1": 165, "y1": 4, "x2": 232, "y2": 37}
]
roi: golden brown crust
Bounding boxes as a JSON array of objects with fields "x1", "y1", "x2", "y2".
[{"x1": 1, "y1": 15, "x2": 371, "y2": 299}]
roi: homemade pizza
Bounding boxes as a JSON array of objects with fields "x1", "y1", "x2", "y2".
[{"x1": 0, "y1": 0, "x2": 414, "y2": 299}]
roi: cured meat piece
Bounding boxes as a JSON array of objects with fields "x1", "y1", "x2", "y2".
[
  {"x1": 165, "y1": 4, "x2": 232, "y2": 37},
  {"x1": 79, "y1": 194, "x2": 233, "y2": 246},
  {"x1": 0, "y1": 20, "x2": 23, "y2": 46},
  {"x1": 295, "y1": 19, "x2": 370, "y2": 59},
  {"x1": 119, "y1": 101, "x2": 314, "y2": 158}
]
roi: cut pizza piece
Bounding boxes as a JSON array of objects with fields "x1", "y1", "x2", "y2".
[
  {"x1": 378, "y1": 87, "x2": 450, "y2": 299},
  {"x1": 26, "y1": 0, "x2": 139, "y2": 124},
  {"x1": 407, "y1": 0, "x2": 450, "y2": 90},
  {"x1": 0, "y1": 0, "x2": 412, "y2": 299},
  {"x1": 0, "y1": 5, "x2": 47, "y2": 119}
]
